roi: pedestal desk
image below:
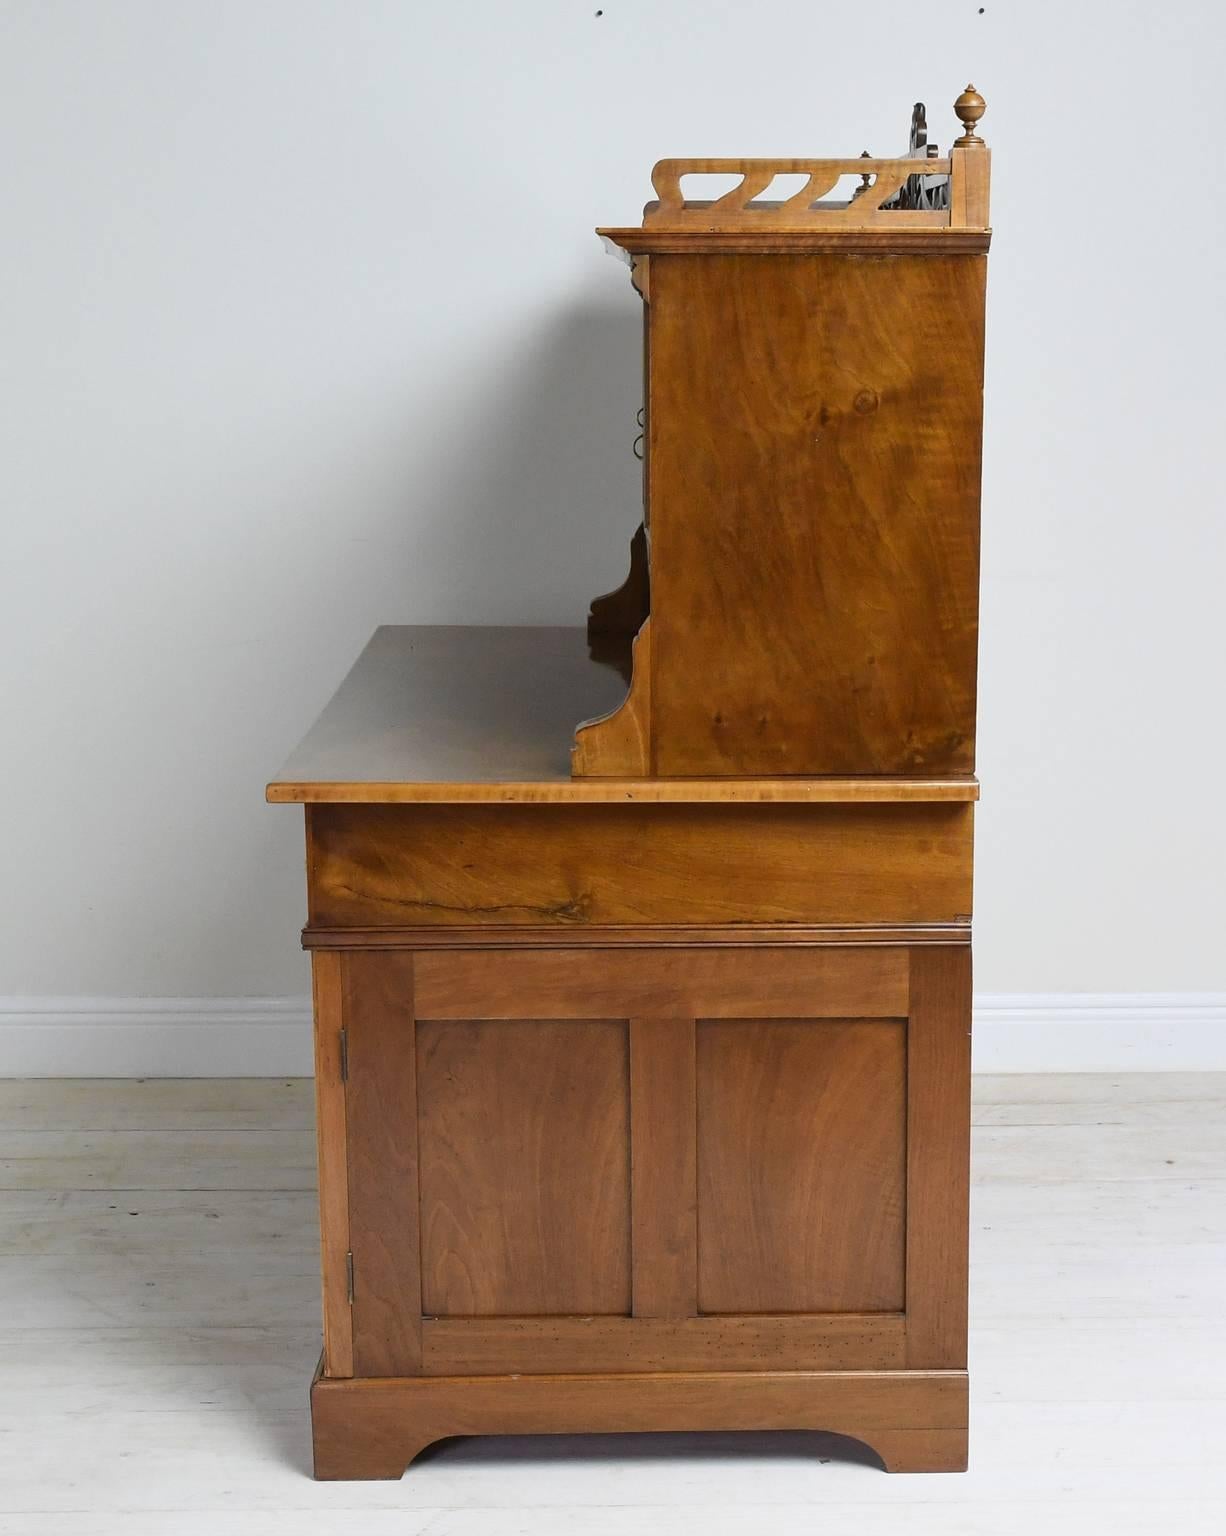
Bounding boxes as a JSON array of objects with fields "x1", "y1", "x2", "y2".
[{"x1": 268, "y1": 89, "x2": 991, "y2": 1479}]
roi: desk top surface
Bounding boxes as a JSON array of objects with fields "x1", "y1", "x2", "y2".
[{"x1": 266, "y1": 625, "x2": 980, "y2": 805}]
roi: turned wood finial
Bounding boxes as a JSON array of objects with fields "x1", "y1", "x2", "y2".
[
  {"x1": 850, "y1": 150, "x2": 873, "y2": 200},
  {"x1": 953, "y1": 84, "x2": 986, "y2": 146}
]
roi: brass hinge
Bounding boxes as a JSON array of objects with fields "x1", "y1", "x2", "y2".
[
  {"x1": 339, "y1": 1027, "x2": 348, "y2": 1083},
  {"x1": 346, "y1": 1250, "x2": 354, "y2": 1305}
]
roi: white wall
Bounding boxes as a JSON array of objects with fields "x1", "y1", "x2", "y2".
[{"x1": 1, "y1": 2, "x2": 1223, "y2": 1031}]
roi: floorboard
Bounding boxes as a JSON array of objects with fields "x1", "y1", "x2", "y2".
[{"x1": 0, "y1": 1073, "x2": 1222, "y2": 1533}]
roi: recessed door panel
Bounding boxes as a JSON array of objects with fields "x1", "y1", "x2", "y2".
[
  {"x1": 416, "y1": 1018, "x2": 632, "y2": 1317},
  {"x1": 696, "y1": 1017, "x2": 906, "y2": 1313}
]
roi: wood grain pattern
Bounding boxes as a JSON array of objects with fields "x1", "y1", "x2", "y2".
[
  {"x1": 950, "y1": 145, "x2": 991, "y2": 229},
  {"x1": 266, "y1": 625, "x2": 980, "y2": 804},
  {"x1": 697, "y1": 1019, "x2": 907, "y2": 1314},
  {"x1": 630, "y1": 1017, "x2": 696, "y2": 1317},
  {"x1": 648, "y1": 253, "x2": 984, "y2": 776},
  {"x1": 416, "y1": 1019, "x2": 631, "y2": 1317},
  {"x1": 310, "y1": 952, "x2": 352, "y2": 1377},
  {"x1": 311, "y1": 1365, "x2": 968, "y2": 1479},
  {"x1": 280, "y1": 775, "x2": 979, "y2": 804},
  {"x1": 414, "y1": 947, "x2": 908, "y2": 1022},
  {"x1": 343, "y1": 951, "x2": 421, "y2": 1377},
  {"x1": 572, "y1": 619, "x2": 652, "y2": 776},
  {"x1": 905, "y1": 946, "x2": 972, "y2": 1368},
  {"x1": 645, "y1": 157, "x2": 953, "y2": 230},
  {"x1": 420, "y1": 1312, "x2": 905, "y2": 1375},
  {"x1": 278, "y1": 108, "x2": 990, "y2": 1479},
  {"x1": 268, "y1": 626, "x2": 624, "y2": 798},
  {"x1": 306, "y1": 802, "x2": 974, "y2": 929}
]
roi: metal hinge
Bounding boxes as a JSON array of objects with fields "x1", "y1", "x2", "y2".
[
  {"x1": 346, "y1": 1250, "x2": 354, "y2": 1305},
  {"x1": 339, "y1": 1027, "x2": 348, "y2": 1083}
]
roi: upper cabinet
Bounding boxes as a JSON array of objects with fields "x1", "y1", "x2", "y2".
[{"x1": 574, "y1": 90, "x2": 991, "y2": 779}]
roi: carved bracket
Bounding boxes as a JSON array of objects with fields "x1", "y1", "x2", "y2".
[
  {"x1": 588, "y1": 523, "x2": 650, "y2": 644},
  {"x1": 572, "y1": 619, "x2": 652, "y2": 777}
]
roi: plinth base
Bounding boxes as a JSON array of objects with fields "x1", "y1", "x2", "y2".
[{"x1": 310, "y1": 1360, "x2": 968, "y2": 1479}]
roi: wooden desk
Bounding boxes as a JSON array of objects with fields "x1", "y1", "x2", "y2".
[{"x1": 270, "y1": 89, "x2": 988, "y2": 1478}]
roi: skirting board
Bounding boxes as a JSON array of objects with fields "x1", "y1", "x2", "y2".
[{"x1": 0, "y1": 993, "x2": 1223, "y2": 1077}]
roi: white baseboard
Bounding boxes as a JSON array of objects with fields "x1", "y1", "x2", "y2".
[
  {"x1": 971, "y1": 993, "x2": 1226, "y2": 1073},
  {"x1": 0, "y1": 993, "x2": 1222, "y2": 1078},
  {"x1": 0, "y1": 997, "x2": 315, "y2": 1078}
]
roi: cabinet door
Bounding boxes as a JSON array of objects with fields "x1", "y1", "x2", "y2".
[{"x1": 334, "y1": 944, "x2": 968, "y2": 1378}]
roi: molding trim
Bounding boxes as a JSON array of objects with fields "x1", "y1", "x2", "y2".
[
  {"x1": 303, "y1": 923, "x2": 971, "y2": 950},
  {"x1": 0, "y1": 992, "x2": 1222, "y2": 1077},
  {"x1": 971, "y1": 992, "x2": 1226, "y2": 1073},
  {"x1": 0, "y1": 996, "x2": 314, "y2": 1078}
]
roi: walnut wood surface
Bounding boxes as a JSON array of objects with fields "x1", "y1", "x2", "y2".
[
  {"x1": 314, "y1": 934, "x2": 973, "y2": 1469},
  {"x1": 416, "y1": 1018, "x2": 631, "y2": 1317},
  {"x1": 630, "y1": 1017, "x2": 697, "y2": 1317},
  {"x1": 600, "y1": 228, "x2": 991, "y2": 255},
  {"x1": 306, "y1": 921, "x2": 970, "y2": 950},
  {"x1": 290, "y1": 102, "x2": 987, "y2": 1478},
  {"x1": 645, "y1": 157, "x2": 953, "y2": 230},
  {"x1": 419, "y1": 1312, "x2": 904, "y2": 1376},
  {"x1": 649, "y1": 253, "x2": 984, "y2": 776},
  {"x1": 310, "y1": 952, "x2": 353, "y2": 1377},
  {"x1": 344, "y1": 952, "x2": 422, "y2": 1376},
  {"x1": 311, "y1": 1364, "x2": 969, "y2": 1478},
  {"x1": 696, "y1": 1019, "x2": 906, "y2": 1313},
  {"x1": 413, "y1": 946, "x2": 907, "y2": 1022},
  {"x1": 324, "y1": 944, "x2": 970, "y2": 1357},
  {"x1": 905, "y1": 946, "x2": 973, "y2": 1368},
  {"x1": 951, "y1": 145, "x2": 991, "y2": 228},
  {"x1": 268, "y1": 626, "x2": 621, "y2": 798},
  {"x1": 306, "y1": 802, "x2": 974, "y2": 929},
  {"x1": 267, "y1": 626, "x2": 979, "y2": 803},
  {"x1": 286, "y1": 775, "x2": 979, "y2": 804},
  {"x1": 571, "y1": 619, "x2": 652, "y2": 776}
]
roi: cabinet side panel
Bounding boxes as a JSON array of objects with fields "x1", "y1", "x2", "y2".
[{"x1": 649, "y1": 252, "x2": 984, "y2": 776}]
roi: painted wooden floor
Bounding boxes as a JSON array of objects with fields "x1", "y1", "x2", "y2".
[{"x1": 0, "y1": 1074, "x2": 1223, "y2": 1534}]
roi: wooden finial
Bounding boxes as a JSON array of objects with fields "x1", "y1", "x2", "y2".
[
  {"x1": 953, "y1": 84, "x2": 986, "y2": 146},
  {"x1": 850, "y1": 149, "x2": 873, "y2": 199}
]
